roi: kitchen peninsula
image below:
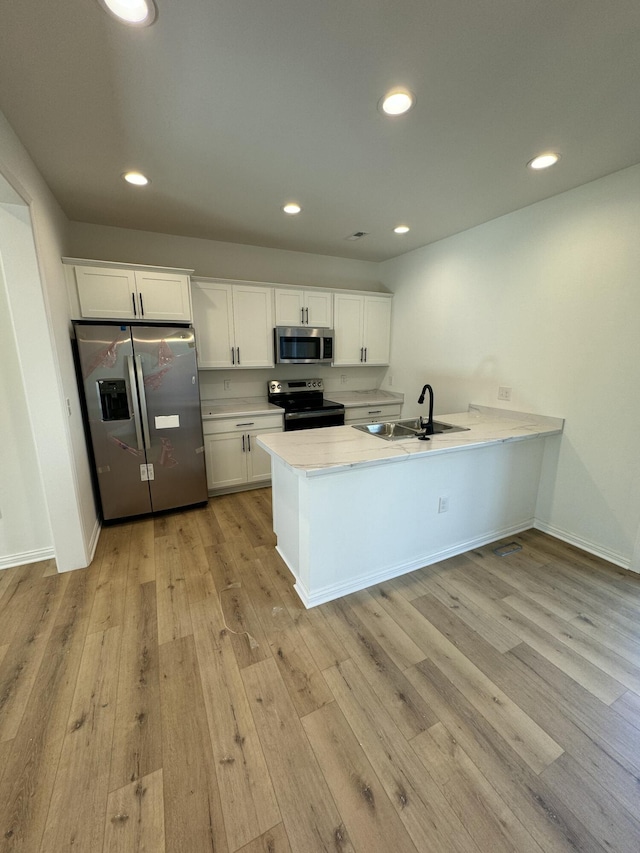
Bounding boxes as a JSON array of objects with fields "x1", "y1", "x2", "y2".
[{"x1": 257, "y1": 405, "x2": 564, "y2": 607}]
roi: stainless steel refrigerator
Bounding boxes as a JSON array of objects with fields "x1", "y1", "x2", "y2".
[{"x1": 74, "y1": 322, "x2": 208, "y2": 521}]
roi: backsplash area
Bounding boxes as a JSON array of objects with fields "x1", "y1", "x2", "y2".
[{"x1": 198, "y1": 365, "x2": 388, "y2": 401}]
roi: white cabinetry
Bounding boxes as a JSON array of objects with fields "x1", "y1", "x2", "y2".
[
  {"x1": 333, "y1": 293, "x2": 391, "y2": 366},
  {"x1": 344, "y1": 403, "x2": 402, "y2": 424},
  {"x1": 203, "y1": 413, "x2": 282, "y2": 493},
  {"x1": 274, "y1": 288, "x2": 333, "y2": 328},
  {"x1": 65, "y1": 260, "x2": 193, "y2": 322},
  {"x1": 192, "y1": 280, "x2": 274, "y2": 369}
]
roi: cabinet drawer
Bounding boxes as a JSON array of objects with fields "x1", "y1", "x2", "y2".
[
  {"x1": 345, "y1": 404, "x2": 402, "y2": 423},
  {"x1": 203, "y1": 413, "x2": 283, "y2": 435}
]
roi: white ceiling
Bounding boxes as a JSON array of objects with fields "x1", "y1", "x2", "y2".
[{"x1": 1, "y1": 0, "x2": 639, "y2": 262}]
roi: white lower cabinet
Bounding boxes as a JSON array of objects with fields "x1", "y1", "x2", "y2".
[
  {"x1": 203, "y1": 413, "x2": 282, "y2": 492},
  {"x1": 344, "y1": 403, "x2": 402, "y2": 424}
]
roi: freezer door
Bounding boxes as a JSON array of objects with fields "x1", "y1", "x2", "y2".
[
  {"x1": 74, "y1": 324, "x2": 153, "y2": 520},
  {"x1": 131, "y1": 326, "x2": 208, "y2": 512}
]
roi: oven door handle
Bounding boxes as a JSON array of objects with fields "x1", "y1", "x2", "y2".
[{"x1": 284, "y1": 410, "x2": 343, "y2": 421}]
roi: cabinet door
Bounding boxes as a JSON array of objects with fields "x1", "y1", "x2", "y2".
[
  {"x1": 134, "y1": 271, "x2": 192, "y2": 322},
  {"x1": 232, "y1": 286, "x2": 274, "y2": 368},
  {"x1": 75, "y1": 266, "x2": 136, "y2": 320},
  {"x1": 204, "y1": 432, "x2": 246, "y2": 489},
  {"x1": 192, "y1": 282, "x2": 235, "y2": 368},
  {"x1": 274, "y1": 289, "x2": 305, "y2": 326},
  {"x1": 363, "y1": 297, "x2": 392, "y2": 365},
  {"x1": 305, "y1": 290, "x2": 333, "y2": 328},
  {"x1": 246, "y1": 427, "x2": 280, "y2": 483},
  {"x1": 333, "y1": 293, "x2": 365, "y2": 366}
]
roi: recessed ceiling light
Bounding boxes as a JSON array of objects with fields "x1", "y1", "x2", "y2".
[
  {"x1": 283, "y1": 203, "x2": 301, "y2": 215},
  {"x1": 394, "y1": 225, "x2": 410, "y2": 234},
  {"x1": 527, "y1": 152, "x2": 561, "y2": 170},
  {"x1": 123, "y1": 171, "x2": 150, "y2": 186},
  {"x1": 97, "y1": 0, "x2": 157, "y2": 26},
  {"x1": 379, "y1": 89, "x2": 415, "y2": 116}
]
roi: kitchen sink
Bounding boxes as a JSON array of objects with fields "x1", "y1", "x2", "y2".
[{"x1": 352, "y1": 419, "x2": 469, "y2": 440}]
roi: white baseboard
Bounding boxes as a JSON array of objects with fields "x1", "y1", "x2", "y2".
[
  {"x1": 87, "y1": 517, "x2": 101, "y2": 564},
  {"x1": 280, "y1": 517, "x2": 535, "y2": 609},
  {"x1": 533, "y1": 520, "x2": 634, "y2": 573},
  {"x1": 0, "y1": 546, "x2": 55, "y2": 571}
]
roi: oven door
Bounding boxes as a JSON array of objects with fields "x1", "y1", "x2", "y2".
[{"x1": 284, "y1": 409, "x2": 345, "y2": 431}]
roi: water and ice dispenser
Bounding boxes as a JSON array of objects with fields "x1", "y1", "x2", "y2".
[{"x1": 97, "y1": 379, "x2": 130, "y2": 421}]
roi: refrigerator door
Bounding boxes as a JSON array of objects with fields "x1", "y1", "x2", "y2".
[
  {"x1": 131, "y1": 326, "x2": 208, "y2": 512},
  {"x1": 74, "y1": 323, "x2": 153, "y2": 520}
]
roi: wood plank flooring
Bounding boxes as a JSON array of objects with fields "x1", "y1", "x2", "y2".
[{"x1": 1, "y1": 489, "x2": 640, "y2": 852}]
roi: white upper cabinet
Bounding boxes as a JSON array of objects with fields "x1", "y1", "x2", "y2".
[
  {"x1": 192, "y1": 280, "x2": 274, "y2": 369},
  {"x1": 66, "y1": 260, "x2": 193, "y2": 322},
  {"x1": 274, "y1": 287, "x2": 333, "y2": 328},
  {"x1": 133, "y1": 270, "x2": 193, "y2": 321},
  {"x1": 333, "y1": 293, "x2": 392, "y2": 366}
]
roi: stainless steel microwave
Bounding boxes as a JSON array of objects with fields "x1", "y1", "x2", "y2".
[{"x1": 274, "y1": 326, "x2": 334, "y2": 364}]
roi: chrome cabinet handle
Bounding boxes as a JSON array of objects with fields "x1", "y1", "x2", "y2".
[
  {"x1": 364, "y1": 347, "x2": 367, "y2": 362},
  {"x1": 247, "y1": 434, "x2": 251, "y2": 451},
  {"x1": 360, "y1": 347, "x2": 364, "y2": 362},
  {"x1": 231, "y1": 347, "x2": 235, "y2": 365},
  {"x1": 301, "y1": 307, "x2": 305, "y2": 324},
  {"x1": 139, "y1": 293, "x2": 144, "y2": 316},
  {"x1": 236, "y1": 422, "x2": 255, "y2": 426},
  {"x1": 237, "y1": 347, "x2": 240, "y2": 365},
  {"x1": 305, "y1": 307, "x2": 309, "y2": 324},
  {"x1": 132, "y1": 293, "x2": 137, "y2": 316},
  {"x1": 368, "y1": 410, "x2": 381, "y2": 414},
  {"x1": 242, "y1": 434, "x2": 245, "y2": 452}
]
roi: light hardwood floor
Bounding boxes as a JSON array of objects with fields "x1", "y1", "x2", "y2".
[{"x1": 1, "y1": 488, "x2": 640, "y2": 852}]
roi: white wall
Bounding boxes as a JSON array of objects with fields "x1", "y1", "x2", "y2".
[
  {"x1": 380, "y1": 164, "x2": 640, "y2": 569},
  {"x1": 198, "y1": 364, "x2": 388, "y2": 402},
  {"x1": 68, "y1": 221, "x2": 383, "y2": 291},
  {"x1": 0, "y1": 111, "x2": 97, "y2": 571},
  {"x1": 0, "y1": 218, "x2": 51, "y2": 567}
]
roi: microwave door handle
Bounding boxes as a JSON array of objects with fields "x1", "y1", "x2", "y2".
[
  {"x1": 135, "y1": 355, "x2": 152, "y2": 449},
  {"x1": 126, "y1": 355, "x2": 144, "y2": 451}
]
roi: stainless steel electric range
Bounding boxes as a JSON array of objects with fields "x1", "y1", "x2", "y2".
[{"x1": 267, "y1": 378, "x2": 345, "y2": 431}]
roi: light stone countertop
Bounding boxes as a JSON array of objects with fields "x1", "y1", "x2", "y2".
[
  {"x1": 324, "y1": 389, "x2": 404, "y2": 407},
  {"x1": 201, "y1": 397, "x2": 282, "y2": 419},
  {"x1": 257, "y1": 404, "x2": 564, "y2": 477}
]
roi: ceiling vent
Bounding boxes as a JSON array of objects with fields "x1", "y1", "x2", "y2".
[{"x1": 345, "y1": 231, "x2": 369, "y2": 241}]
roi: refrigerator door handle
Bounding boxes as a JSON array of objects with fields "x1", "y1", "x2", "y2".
[
  {"x1": 135, "y1": 355, "x2": 152, "y2": 449},
  {"x1": 126, "y1": 355, "x2": 144, "y2": 451}
]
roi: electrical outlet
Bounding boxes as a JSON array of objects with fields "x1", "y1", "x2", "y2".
[
  {"x1": 224, "y1": 379, "x2": 231, "y2": 390},
  {"x1": 66, "y1": 397, "x2": 72, "y2": 416},
  {"x1": 340, "y1": 374, "x2": 347, "y2": 384},
  {"x1": 388, "y1": 375, "x2": 394, "y2": 386},
  {"x1": 438, "y1": 496, "x2": 449, "y2": 513},
  {"x1": 498, "y1": 386, "x2": 512, "y2": 401}
]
